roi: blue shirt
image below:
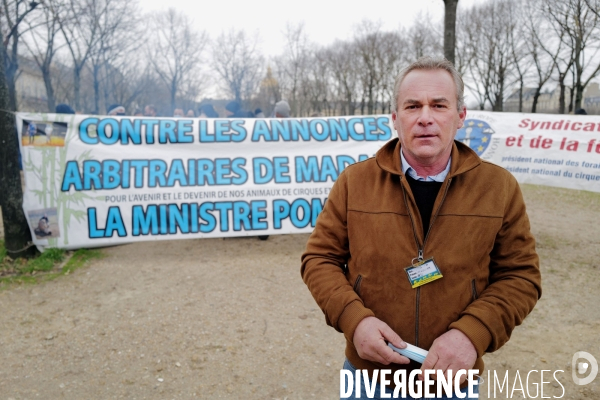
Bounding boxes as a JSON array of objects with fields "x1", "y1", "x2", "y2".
[{"x1": 400, "y1": 150, "x2": 451, "y2": 182}]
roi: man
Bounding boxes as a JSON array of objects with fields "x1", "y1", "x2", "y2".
[
  {"x1": 107, "y1": 104, "x2": 126, "y2": 116},
  {"x1": 254, "y1": 108, "x2": 265, "y2": 118},
  {"x1": 225, "y1": 101, "x2": 248, "y2": 118},
  {"x1": 199, "y1": 104, "x2": 219, "y2": 118},
  {"x1": 144, "y1": 105, "x2": 157, "y2": 117},
  {"x1": 273, "y1": 100, "x2": 291, "y2": 118},
  {"x1": 301, "y1": 57, "x2": 541, "y2": 399}
]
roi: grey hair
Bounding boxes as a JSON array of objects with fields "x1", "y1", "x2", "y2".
[{"x1": 391, "y1": 56, "x2": 465, "y2": 112}]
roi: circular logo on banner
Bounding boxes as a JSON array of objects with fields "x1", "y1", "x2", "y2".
[{"x1": 455, "y1": 119, "x2": 495, "y2": 156}]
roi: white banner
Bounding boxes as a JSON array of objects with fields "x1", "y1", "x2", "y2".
[
  {"x1": 17, "y1": 113, "x2": 392, "y2": 250},
  {"x1": 466, "y1": 111, "x2": 600, "y2": 191},
  {"x1": 16, "y1": 111, "x2": 600, "y2": 250}
]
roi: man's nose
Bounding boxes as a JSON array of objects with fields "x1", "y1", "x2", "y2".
[{"x1": 417, "y1": 106, "x2": 434, "y2": 126}]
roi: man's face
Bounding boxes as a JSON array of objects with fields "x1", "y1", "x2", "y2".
[
  {"x1": 144, "y1": 106, "x2": 155, "y2": 117},
  {"x1": 392, "y1": 69, "x2": 466, "y2": 166}
]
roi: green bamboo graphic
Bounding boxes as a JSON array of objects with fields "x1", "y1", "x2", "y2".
[{"x1": 22, "y1": 113, "x2": 96, "y2": 249}]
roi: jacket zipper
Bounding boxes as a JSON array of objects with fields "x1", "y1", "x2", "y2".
[
  {"x1": 471, "y1": 279, "x2": 478, "y2": 301},
  {"x1": 400, "y1": 176, "x2": 453, "y2": 347},
  {"x1": 353, "y1": 275, "x2": 363, "y2": 296}
]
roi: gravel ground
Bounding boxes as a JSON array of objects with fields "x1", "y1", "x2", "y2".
[{"x1": 0, "y1": 184, "x2": 599, "y2": 399}]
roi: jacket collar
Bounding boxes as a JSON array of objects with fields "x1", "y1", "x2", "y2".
[{"x1": 375, "y1": 138, "x2": 482, "y2": 178}]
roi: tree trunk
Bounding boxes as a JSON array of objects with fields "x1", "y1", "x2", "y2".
[
  {"x1": 0, "y1": 31, "x2": 35, "y2": 258},
  {"x1": 495, "y1": 71, "x2": 504, "y2": 112},
  {"x1": 5, "y1": 60, "x2": 18, "y2": 111},
  {"x1": 558, "y1": 73, "x2": 566, "y2": 114},
  {"x1": 532, "y1": 87, "x2": 541, "y2": 113},
  {"x1": 93, "y1": 64, "x2": 100, "y2": 114},
  {"x1": 6, "y1": 34, "x2": 20, "y2": 111},
  {"x1": 568, "y1": 86, "x2": 574, "y2": 113},
  {"x1": 171, "y1": 79, "x2": 177, "y2": 115},
  {"x1": 73, "y1": 67, "x2": 81, "y2": 112},
  {"x1": 443, "y1": 0, "x2": 459, "y2": 65},
  {"x1": 575, "y1": 84, "x2": 584, "y2": 111},
  {"x1": 41, "y1": 62, "x2": 56, "y2": 113},
  {"x1": 518, "y1": 78, "x2": 523, "y2": 113}
]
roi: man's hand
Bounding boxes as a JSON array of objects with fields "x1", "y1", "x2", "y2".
[
  {"x1": 353, "y1": 316, "x2": 410, "y2": 365},
  {"x1": 419, "y1": 329, "x2": 477, "y2": 384}
]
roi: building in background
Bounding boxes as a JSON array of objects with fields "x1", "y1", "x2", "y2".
[{"x1": 504, "y1": 83, "x2": 600, "y2": 115}]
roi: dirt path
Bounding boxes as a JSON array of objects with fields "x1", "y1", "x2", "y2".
[{"x1": 1, "y1": 184, "x2": 599, "y2": 399}]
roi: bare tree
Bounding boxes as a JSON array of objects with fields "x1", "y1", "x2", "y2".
[
  {"x1": 274, "y1": 23, "x2": 310, "y2": 116},
  {"x1": 148, "y1": 9, "x2": 208, "y2": 115},
  {"x1": 378, "y1": 31, "x2": 408, "y2": 113},
  {"x1": 354, "y1": 21, "x2": 388, "y2": 115},
  {"x1": 326, "y1": 40, "x2": 359, "y2": 115},
  {"x1": 406, "y1": 16, "x2": 443, "y2": 62},
  {"x1": 522, "y1": 0, "x2": 561, "y2": 113},
  {"x1": 87, "y1": 0, "x2": 139, "y2": 114},
  {"x1": 507, "y1": 2, "x2": 531, "y2": 112},
  {"x1": 22, "y1": 1, "x2": 65, "y2": 112},
  {"x1": 105, "y1": 60, "x2": 152, "y2": 112},
  {"x1": 59, "y1": 0, "x2": 106, "y2": 112},
  {"x1": 0, "y1": 14, "x2": 35, "y2": 257},
  {"x1": 302, "y1": 47, "x2": 331, "y2": 115},
  {"x1": 545, "y1": 0, "x2": 600, "y2": 111},
  {"x1": 463, "y1": 0, "x2": 517, "y2": 111},
  {"x1": 454, "y1": 9, "x2": 475, "y2": 77},
  {"x1": 212, "y1": 29, "x2": 264, "y2": 104},
  {"x1": 1, "y1": 0, "x2": 40, "y2": 111}
]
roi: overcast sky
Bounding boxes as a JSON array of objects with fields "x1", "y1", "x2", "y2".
[{"x1": 140, "y1": 0, "x2": 483, "y2": 58}]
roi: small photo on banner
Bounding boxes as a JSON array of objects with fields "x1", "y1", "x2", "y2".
[
  {"x1": 21, "y1": 119, "x2": 67, "y2": 147},
  {"x1": 28, "y1": 208, "x2": 61, "y2": 240}
]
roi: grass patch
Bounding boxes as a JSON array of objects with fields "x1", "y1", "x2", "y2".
[{"x1": 0, "y1": 240, "x2": 103, "y2": 290}]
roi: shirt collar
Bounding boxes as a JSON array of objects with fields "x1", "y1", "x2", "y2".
[{"x1": 400, "y1": 149, "x2": 451, "y2": 182}]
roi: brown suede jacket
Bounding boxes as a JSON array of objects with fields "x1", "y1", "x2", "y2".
[{"x1": 301, "y1": 138, "x2": 542, "y2": 377}]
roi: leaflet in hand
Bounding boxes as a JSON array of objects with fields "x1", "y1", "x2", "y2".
[{"x1": 387, "y1": 342, "x2": 428, "y2": 364}]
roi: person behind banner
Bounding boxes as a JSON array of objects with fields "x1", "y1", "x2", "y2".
[
  {"x1": 199, "y1": 104, "x2": 219, "y2": 118},
  {"x1": 273, "y1": 100, "x2": 291, "y2": 118},
  {"x1": 144, "y1": 104, "x2": 157, "y2": 117},
  {"x1": 225, "y1": 101, "x2": 248, "y2": 118},
  {"x1": 56, "y1": 103, "x2": 75, "y2": 115},
  {"x1": 301, "y1": 56, "x2": 542, "y2": 399},
  {"x1": 254, "y1": 108, "x2": 265, "y2": 118},
  {"x1": 107, "y1": 104, "x2": 126, "y2": 116}
]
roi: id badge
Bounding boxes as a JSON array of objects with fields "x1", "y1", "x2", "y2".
[{"x1": 404, "y1": 258, "x2": 443, "y2": 289}]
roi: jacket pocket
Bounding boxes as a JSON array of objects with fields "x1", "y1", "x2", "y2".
[
  {"x1": 471, "y1": 279, "x2": 478, "y2": 301},
  {"x1": 353, "y1": 275, "x2": 363, "y2": 296}
]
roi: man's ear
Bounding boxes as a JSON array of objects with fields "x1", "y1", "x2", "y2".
[{"x1": 457, "y1": 106, "x2": 467, "y2": 129}]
